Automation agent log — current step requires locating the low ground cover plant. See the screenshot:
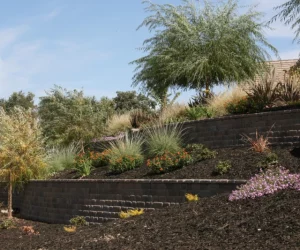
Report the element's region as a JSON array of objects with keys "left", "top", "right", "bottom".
[
  {"left": 257, "top": 152, "right": 279, "bottom": 170},
  {"left": 229, "top": 167, "right": 300, "bottom": 201},
  {"left": 70, "top": 216, "right": 87, "bottom": 226},
  {"left": 0, "top": 219, "right": 15, "bottom": 229},
  {"left": 215, "top": 160, "right": 232, "bottom": 175},
  {"left": 146, "top": 149, "right": 192, "bottom": 174},
  {"left": 185, "top": 144, "right": 216, "bottom": 162}
]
